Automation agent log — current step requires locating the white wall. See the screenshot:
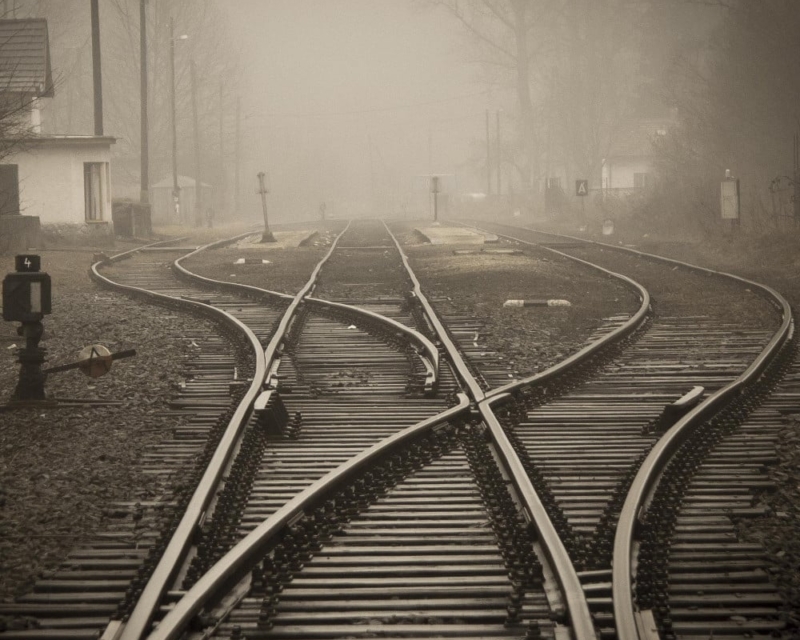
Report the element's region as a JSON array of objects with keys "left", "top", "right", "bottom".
[
  {"left": 602, "top": 157, "right": 651, "bottom": 190},
  {"left": 9, "top": 140, "right": 112, "bottom": 224}
]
